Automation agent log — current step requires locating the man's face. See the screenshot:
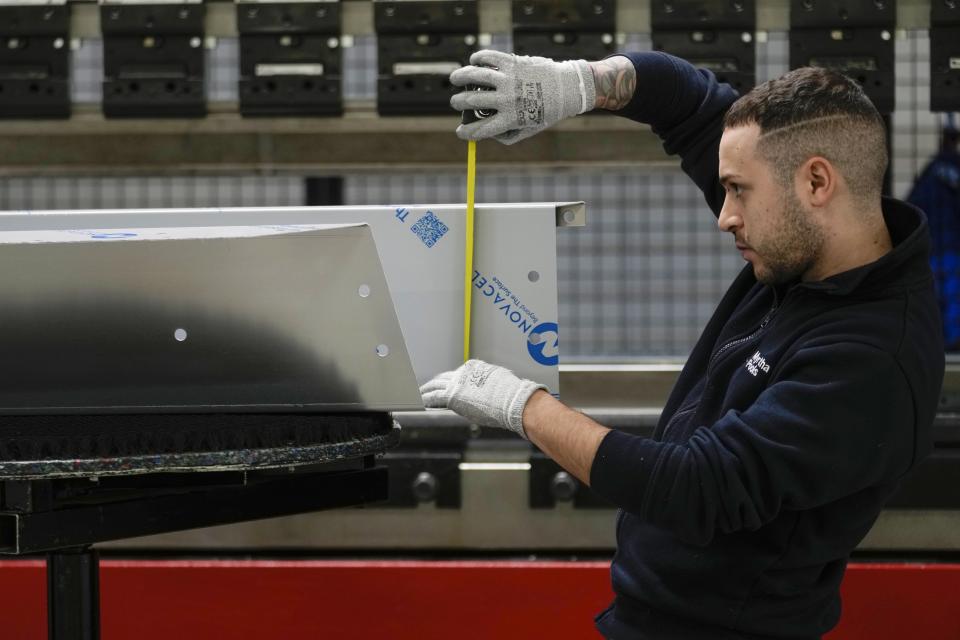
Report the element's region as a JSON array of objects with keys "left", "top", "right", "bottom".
[{"left": 717, "top": 124, "right": 825, "bottom": 285}]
